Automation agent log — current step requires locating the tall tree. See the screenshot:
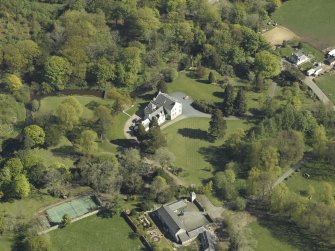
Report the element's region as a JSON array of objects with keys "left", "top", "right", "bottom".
[
  {"left": 208, "top": 109, "right": 227, "bottom": 139},
  {"left": 234, "top": 88, "right": 247, "bottom": 115},
  {"left": 79, "top": 130, "right": 98, "bottom": 156},
  {"left": 44, "top": 56, "right": 72, "bottom": 91},
  {"left": 255, "top": 51, "right": 281, "bottom": 79},
  {"left": 24, "top": 125, "right": 45, "bottom": 147},
  {"left": 222, "top": 84, "right": 235, "bottom": 115}
]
